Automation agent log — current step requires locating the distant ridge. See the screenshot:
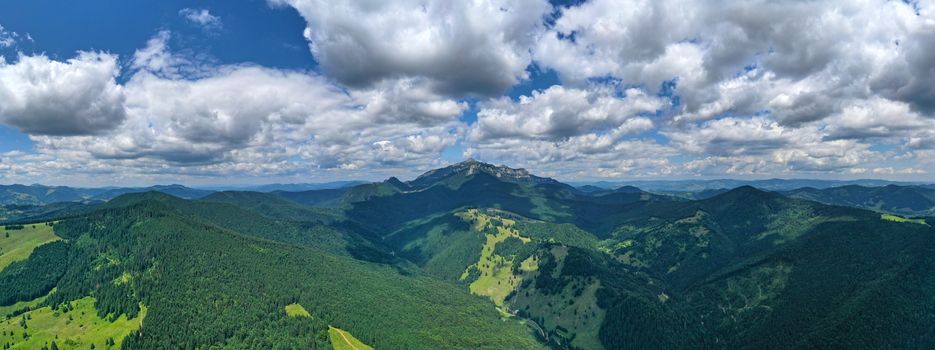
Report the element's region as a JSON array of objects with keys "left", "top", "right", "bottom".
[
  {"left": 205, "top": 181, "right": 368, "bottom": 192},
  {"left": 783, "top": 184, "right": 935, "bottom": 217},
  {"left": 409, "top": 158, "right": 560, "bottom": 188},
  {"left": 0, "top": 184, "right": 212, "bottom": 205},
  {"left": 572, "top": 178, "right": 930, "bottom": 192}
]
